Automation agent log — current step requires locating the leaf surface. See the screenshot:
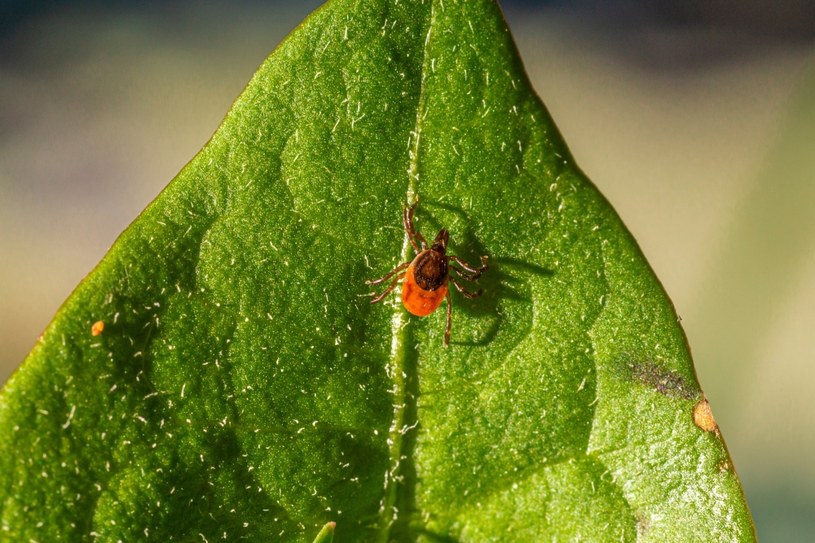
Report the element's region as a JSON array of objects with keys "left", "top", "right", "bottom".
[{"left": 0, "top": 0, "right": 755, "bottom": 541}]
